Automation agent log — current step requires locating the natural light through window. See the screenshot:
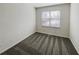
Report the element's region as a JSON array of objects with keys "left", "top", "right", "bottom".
[{"left": 41, "top": 11, "right": 60, "bottom": 27}]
